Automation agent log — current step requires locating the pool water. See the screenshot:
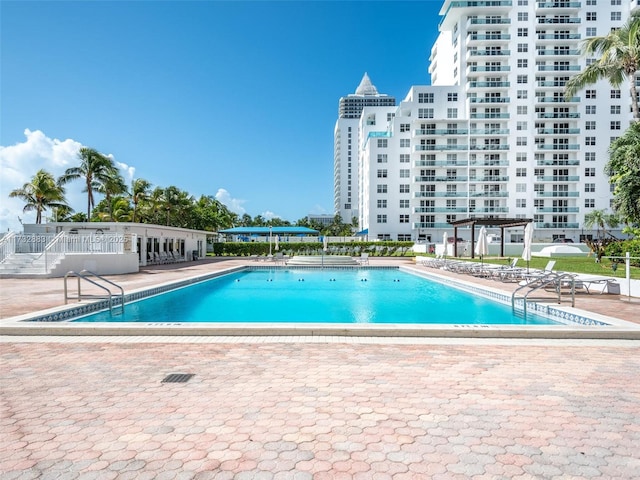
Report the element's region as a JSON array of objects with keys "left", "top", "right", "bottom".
[{"left": 75, "top": 269, "right": 559, "bottom": 325}]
